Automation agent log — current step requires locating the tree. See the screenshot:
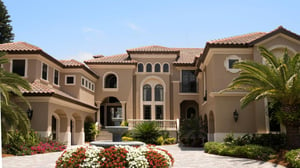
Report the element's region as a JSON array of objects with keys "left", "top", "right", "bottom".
[
  {"left": 224, "top": 46, "right": 300, "bottom": 149},
  {"left": 0, "top": 0, "right": 14, "bottom": 43},
  {"left": 0, "top": 52, "right": 31, "bottom": 143}
]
